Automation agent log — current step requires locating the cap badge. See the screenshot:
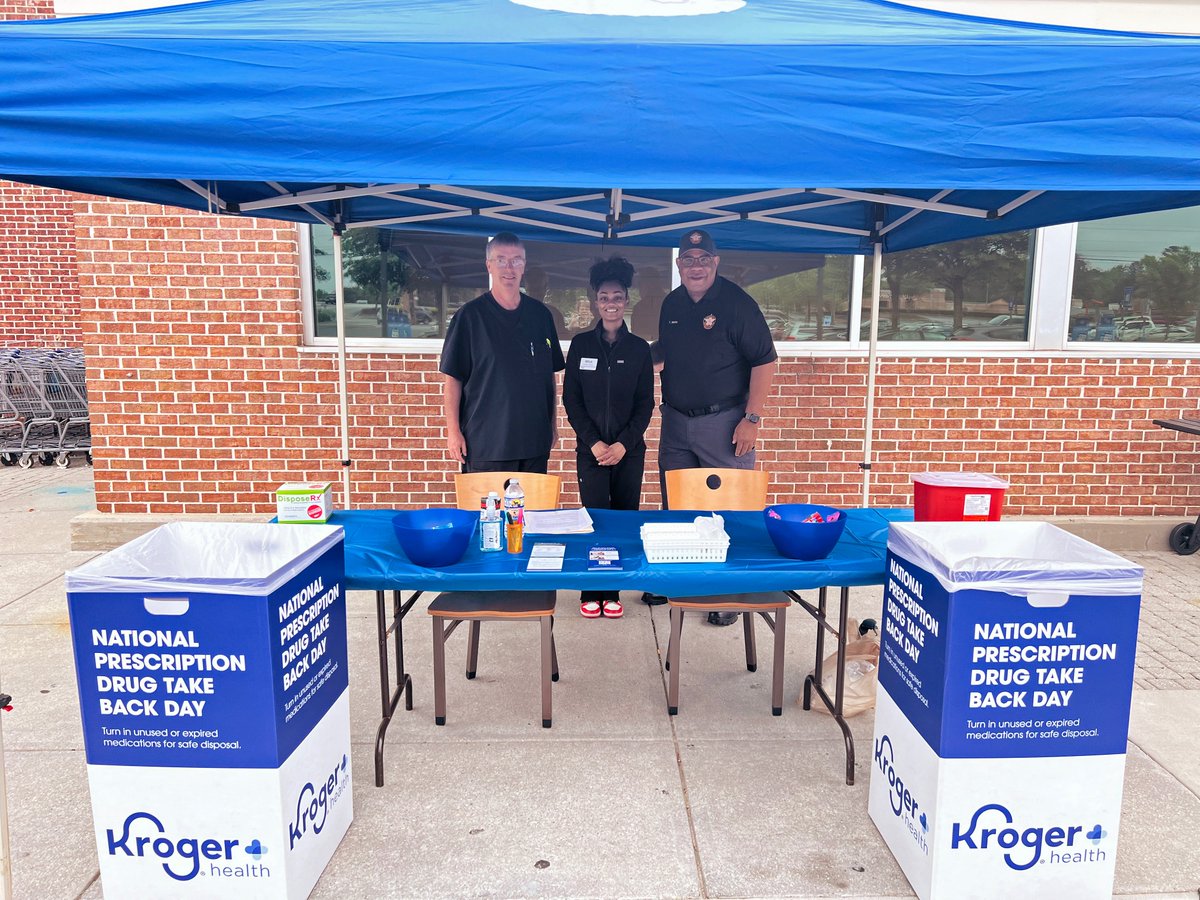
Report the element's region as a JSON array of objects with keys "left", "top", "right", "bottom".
[
  {"left": 689, "top": 232, "right": 703, "bottom": 245},
  {"left": 703, "top": 314, "right": 717, "bottom": 330}
]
